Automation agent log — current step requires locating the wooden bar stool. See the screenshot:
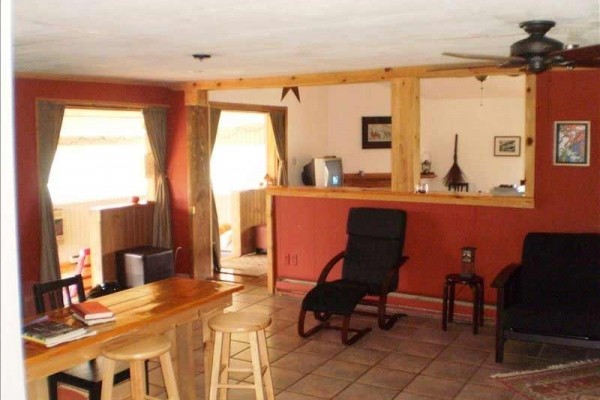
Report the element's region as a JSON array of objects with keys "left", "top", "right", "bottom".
[
  {"left": 100, "top": 334, "right": 179, "bottom": 400},
  {"left": 442, "top": 273, "right": 484, "bottom": 334},
  {"left": 208, "top": 312, "right": 274, "bottom": 400}
]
